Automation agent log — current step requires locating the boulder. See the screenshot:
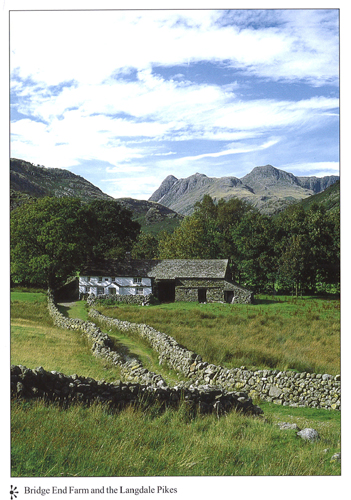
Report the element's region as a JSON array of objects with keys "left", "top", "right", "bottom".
[{"left": 297, "top": 428, "right": 320, "bottom": 442}]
